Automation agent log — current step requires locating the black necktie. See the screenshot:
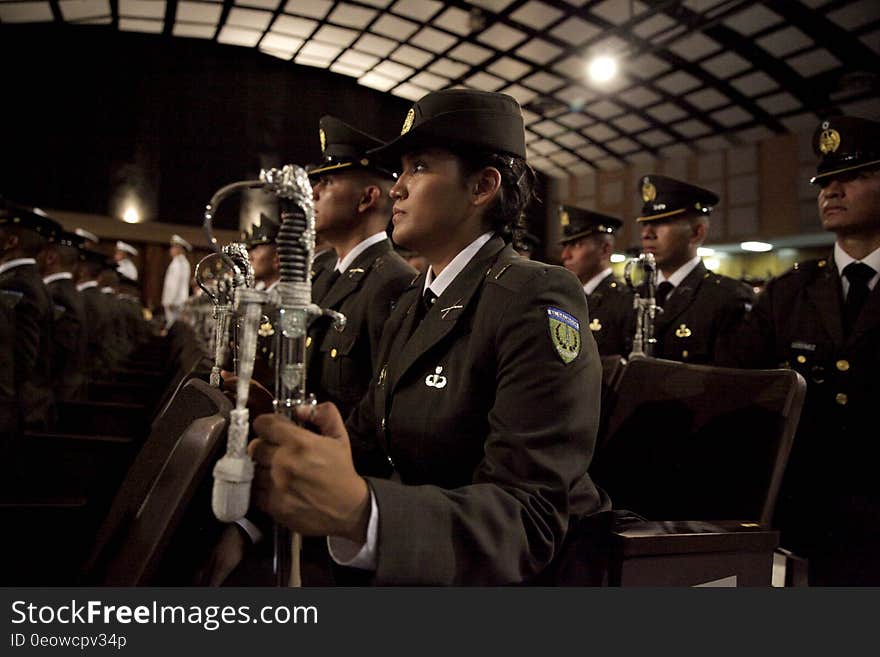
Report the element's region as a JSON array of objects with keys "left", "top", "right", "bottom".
[
  {"left": 414, "top": 289, "right": 438, "bottom": 326},
  {"left": 843, "top": 262, "right": 875, "bottom": 334},
  {"left": 655, "top": 281, "right": 673, "bottom": 308}
]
